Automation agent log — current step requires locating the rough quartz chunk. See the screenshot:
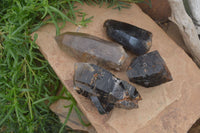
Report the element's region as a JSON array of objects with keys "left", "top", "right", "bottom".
[
  {"left": 104, "top": 19, "right": 152, "bottom": 55},
  {"left": 127, "top": 50, "right": 172, "bottom": 87},
  {"left": 74, "top": 63, "right": 141, "bottom": 114},
  {"left": 55, "top": 32, "right": 128, "bottom": 71}
]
